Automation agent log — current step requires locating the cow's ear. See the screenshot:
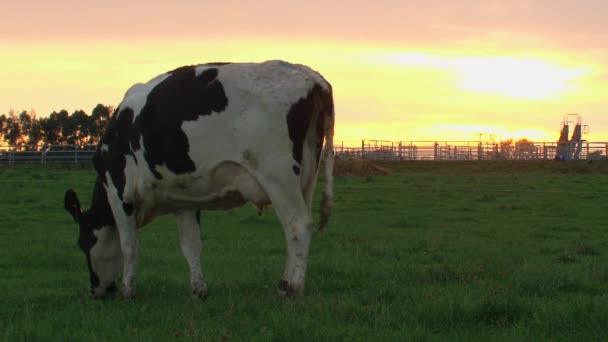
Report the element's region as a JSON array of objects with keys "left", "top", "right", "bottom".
[{"left": 64, "top": 189, "right": 82, "bottom": 223}]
